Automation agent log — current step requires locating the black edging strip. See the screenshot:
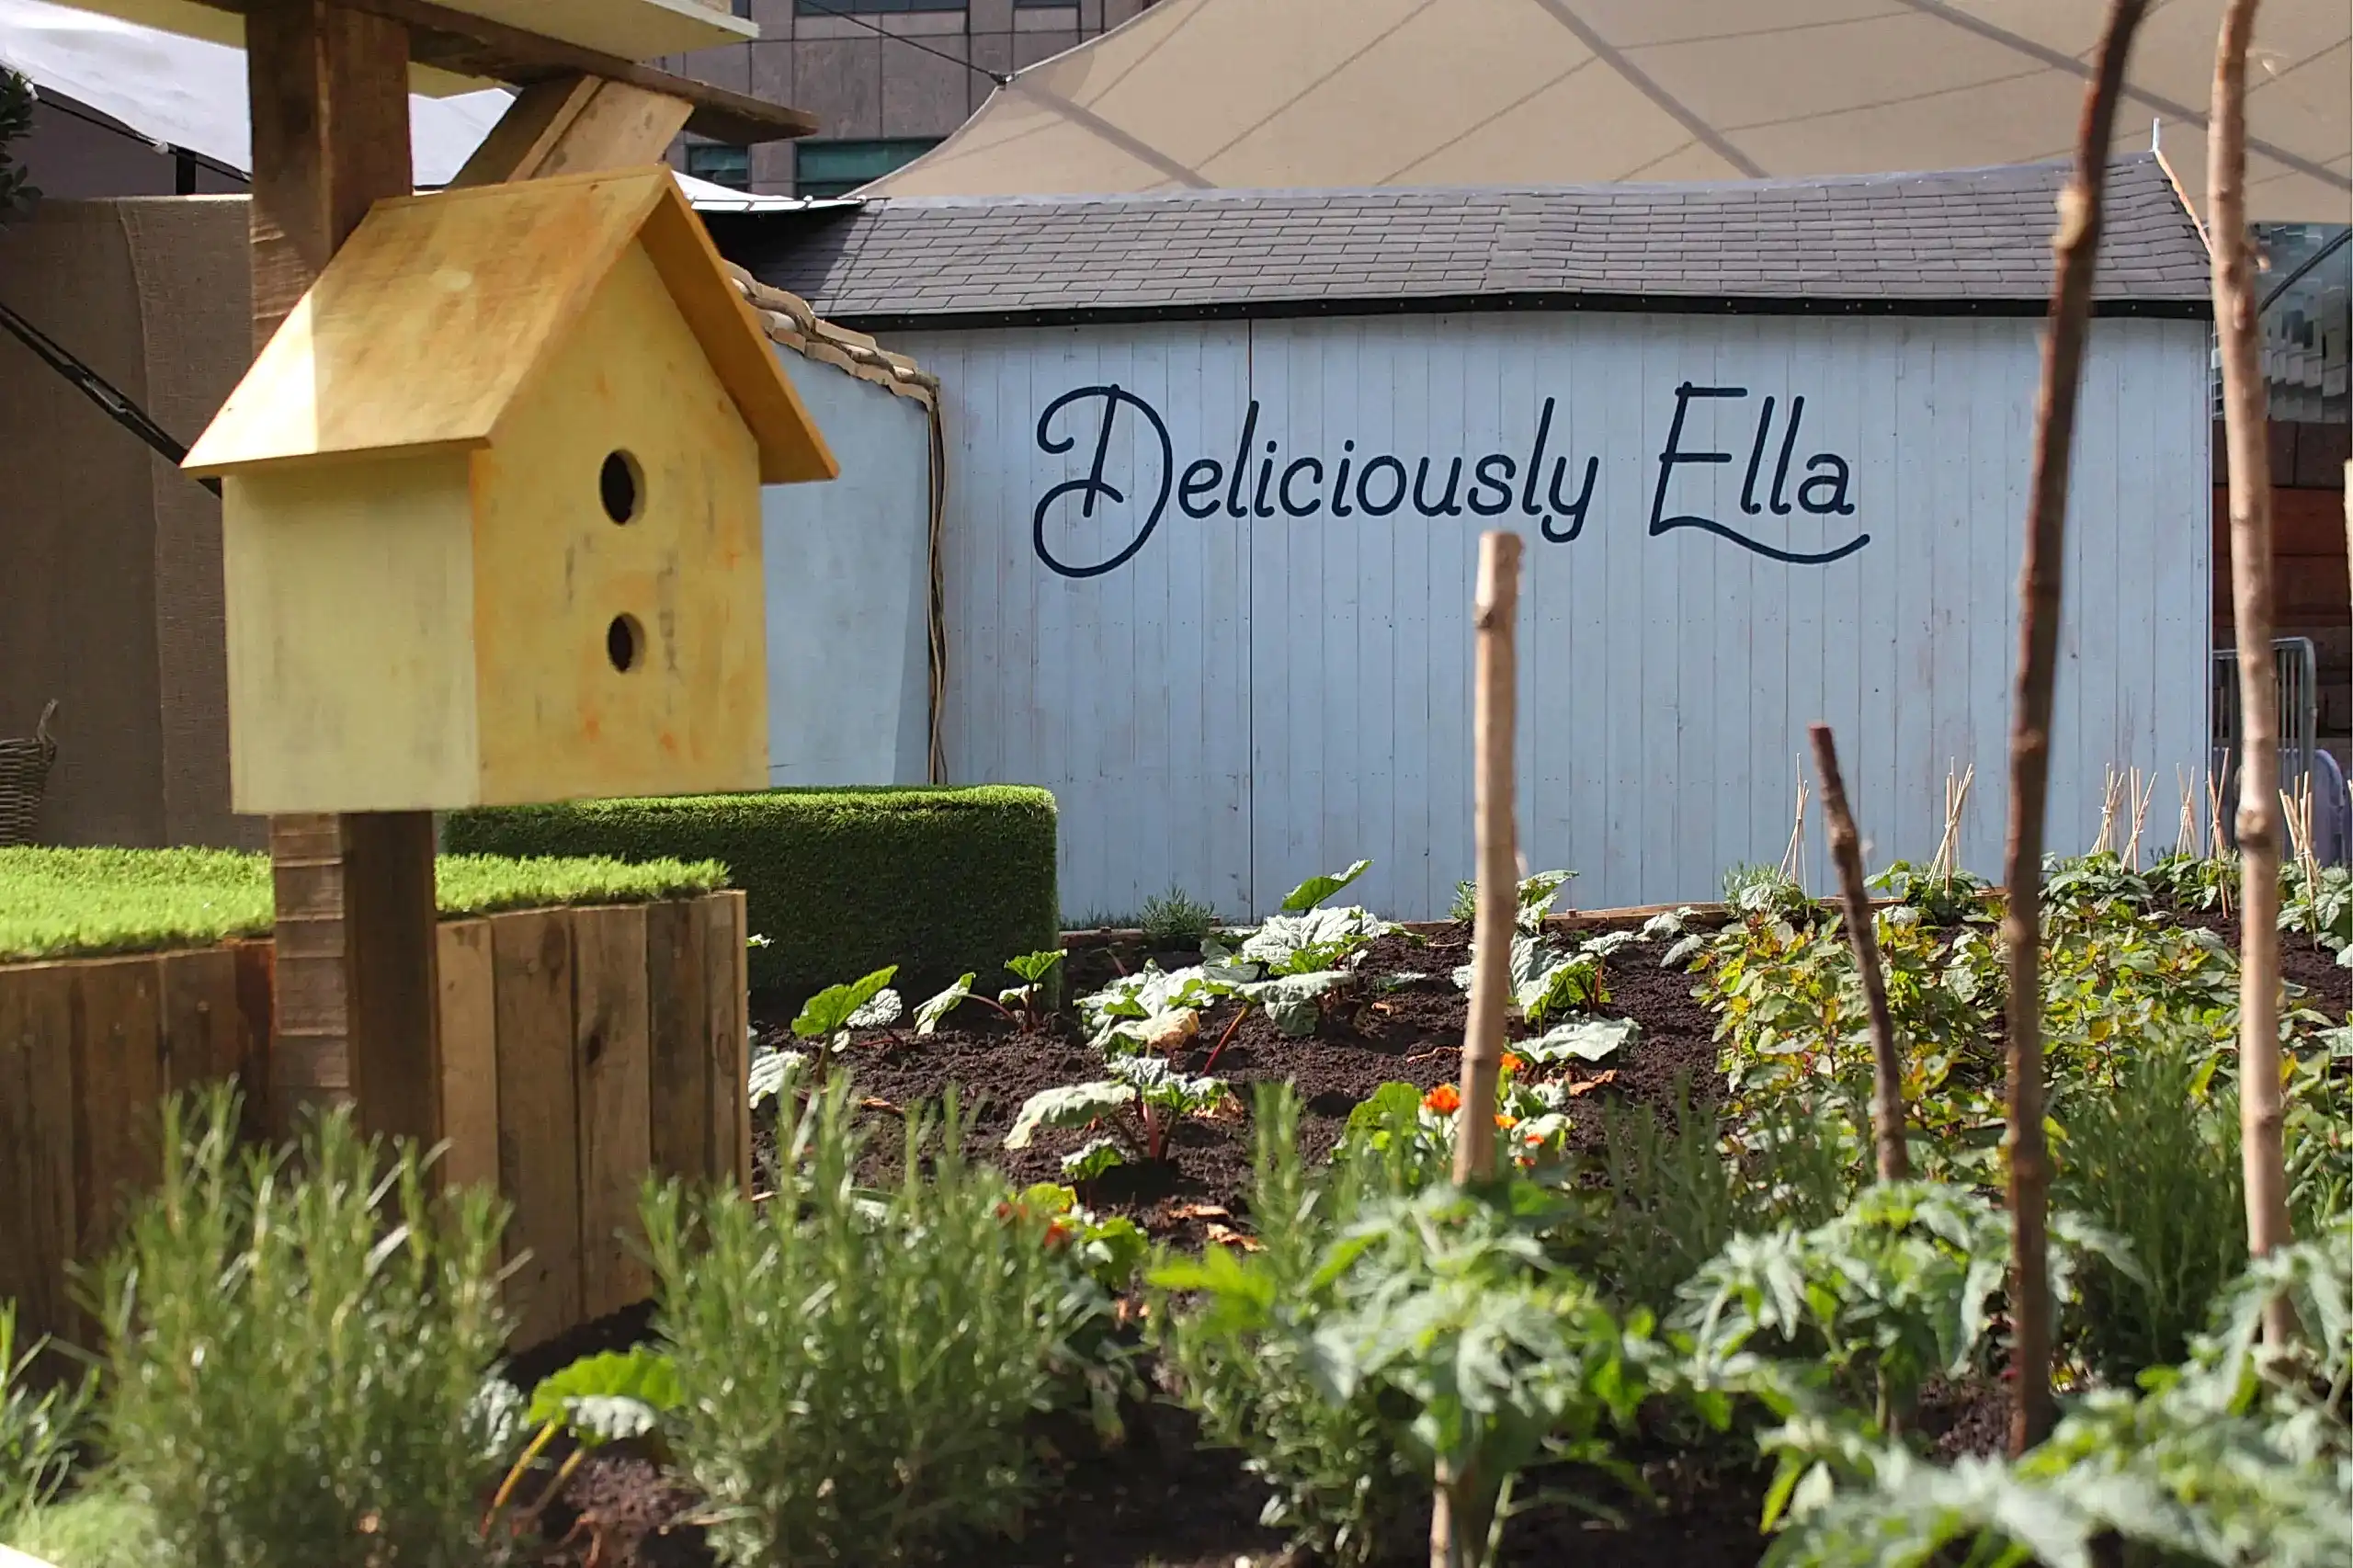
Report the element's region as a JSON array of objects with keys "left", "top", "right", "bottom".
[{"left": 803, "top": 289, "right": 2211, "bottom": 335}]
